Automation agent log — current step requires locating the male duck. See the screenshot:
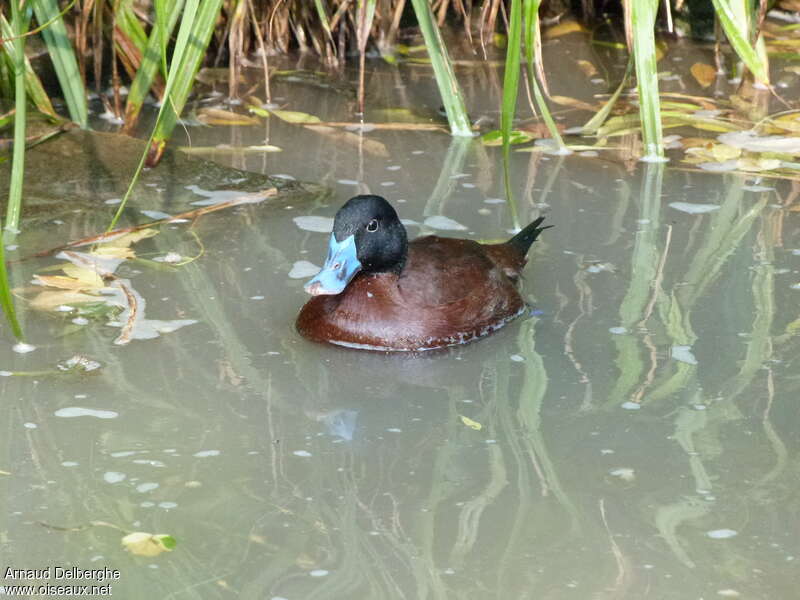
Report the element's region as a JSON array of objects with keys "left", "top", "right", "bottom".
[{"left": 296, "top": 195, "right": 550, "bottom": 351}]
